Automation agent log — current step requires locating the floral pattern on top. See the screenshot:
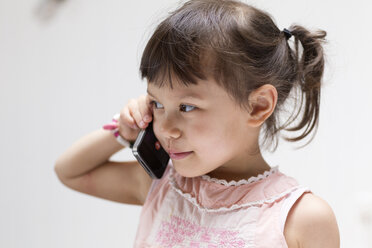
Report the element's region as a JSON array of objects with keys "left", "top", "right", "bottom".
[{"left": 155, "top": 214, "right": 247, "bottom": 248}]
